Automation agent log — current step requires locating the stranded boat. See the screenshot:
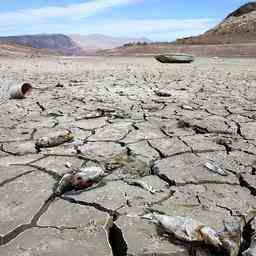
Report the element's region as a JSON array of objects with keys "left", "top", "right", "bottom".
[{"left": 155, "top": 54, "right": 195, "bottom": 64}]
